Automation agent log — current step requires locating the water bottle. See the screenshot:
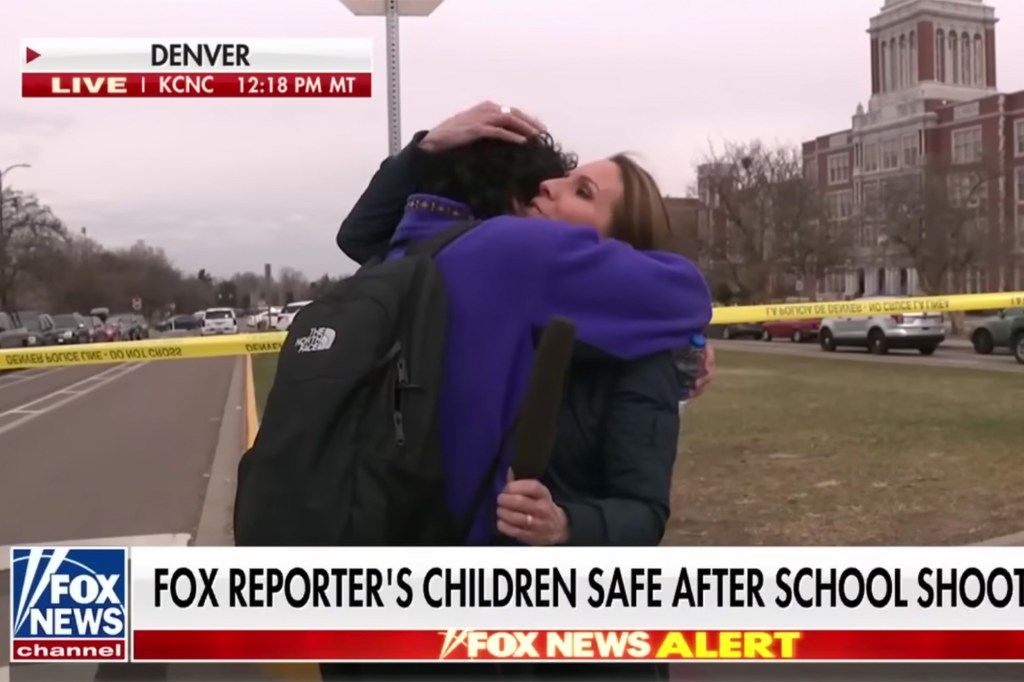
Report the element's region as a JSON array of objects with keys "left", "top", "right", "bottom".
[{"left": 673, "top": 333, "right": 707, "bottom": 409}]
